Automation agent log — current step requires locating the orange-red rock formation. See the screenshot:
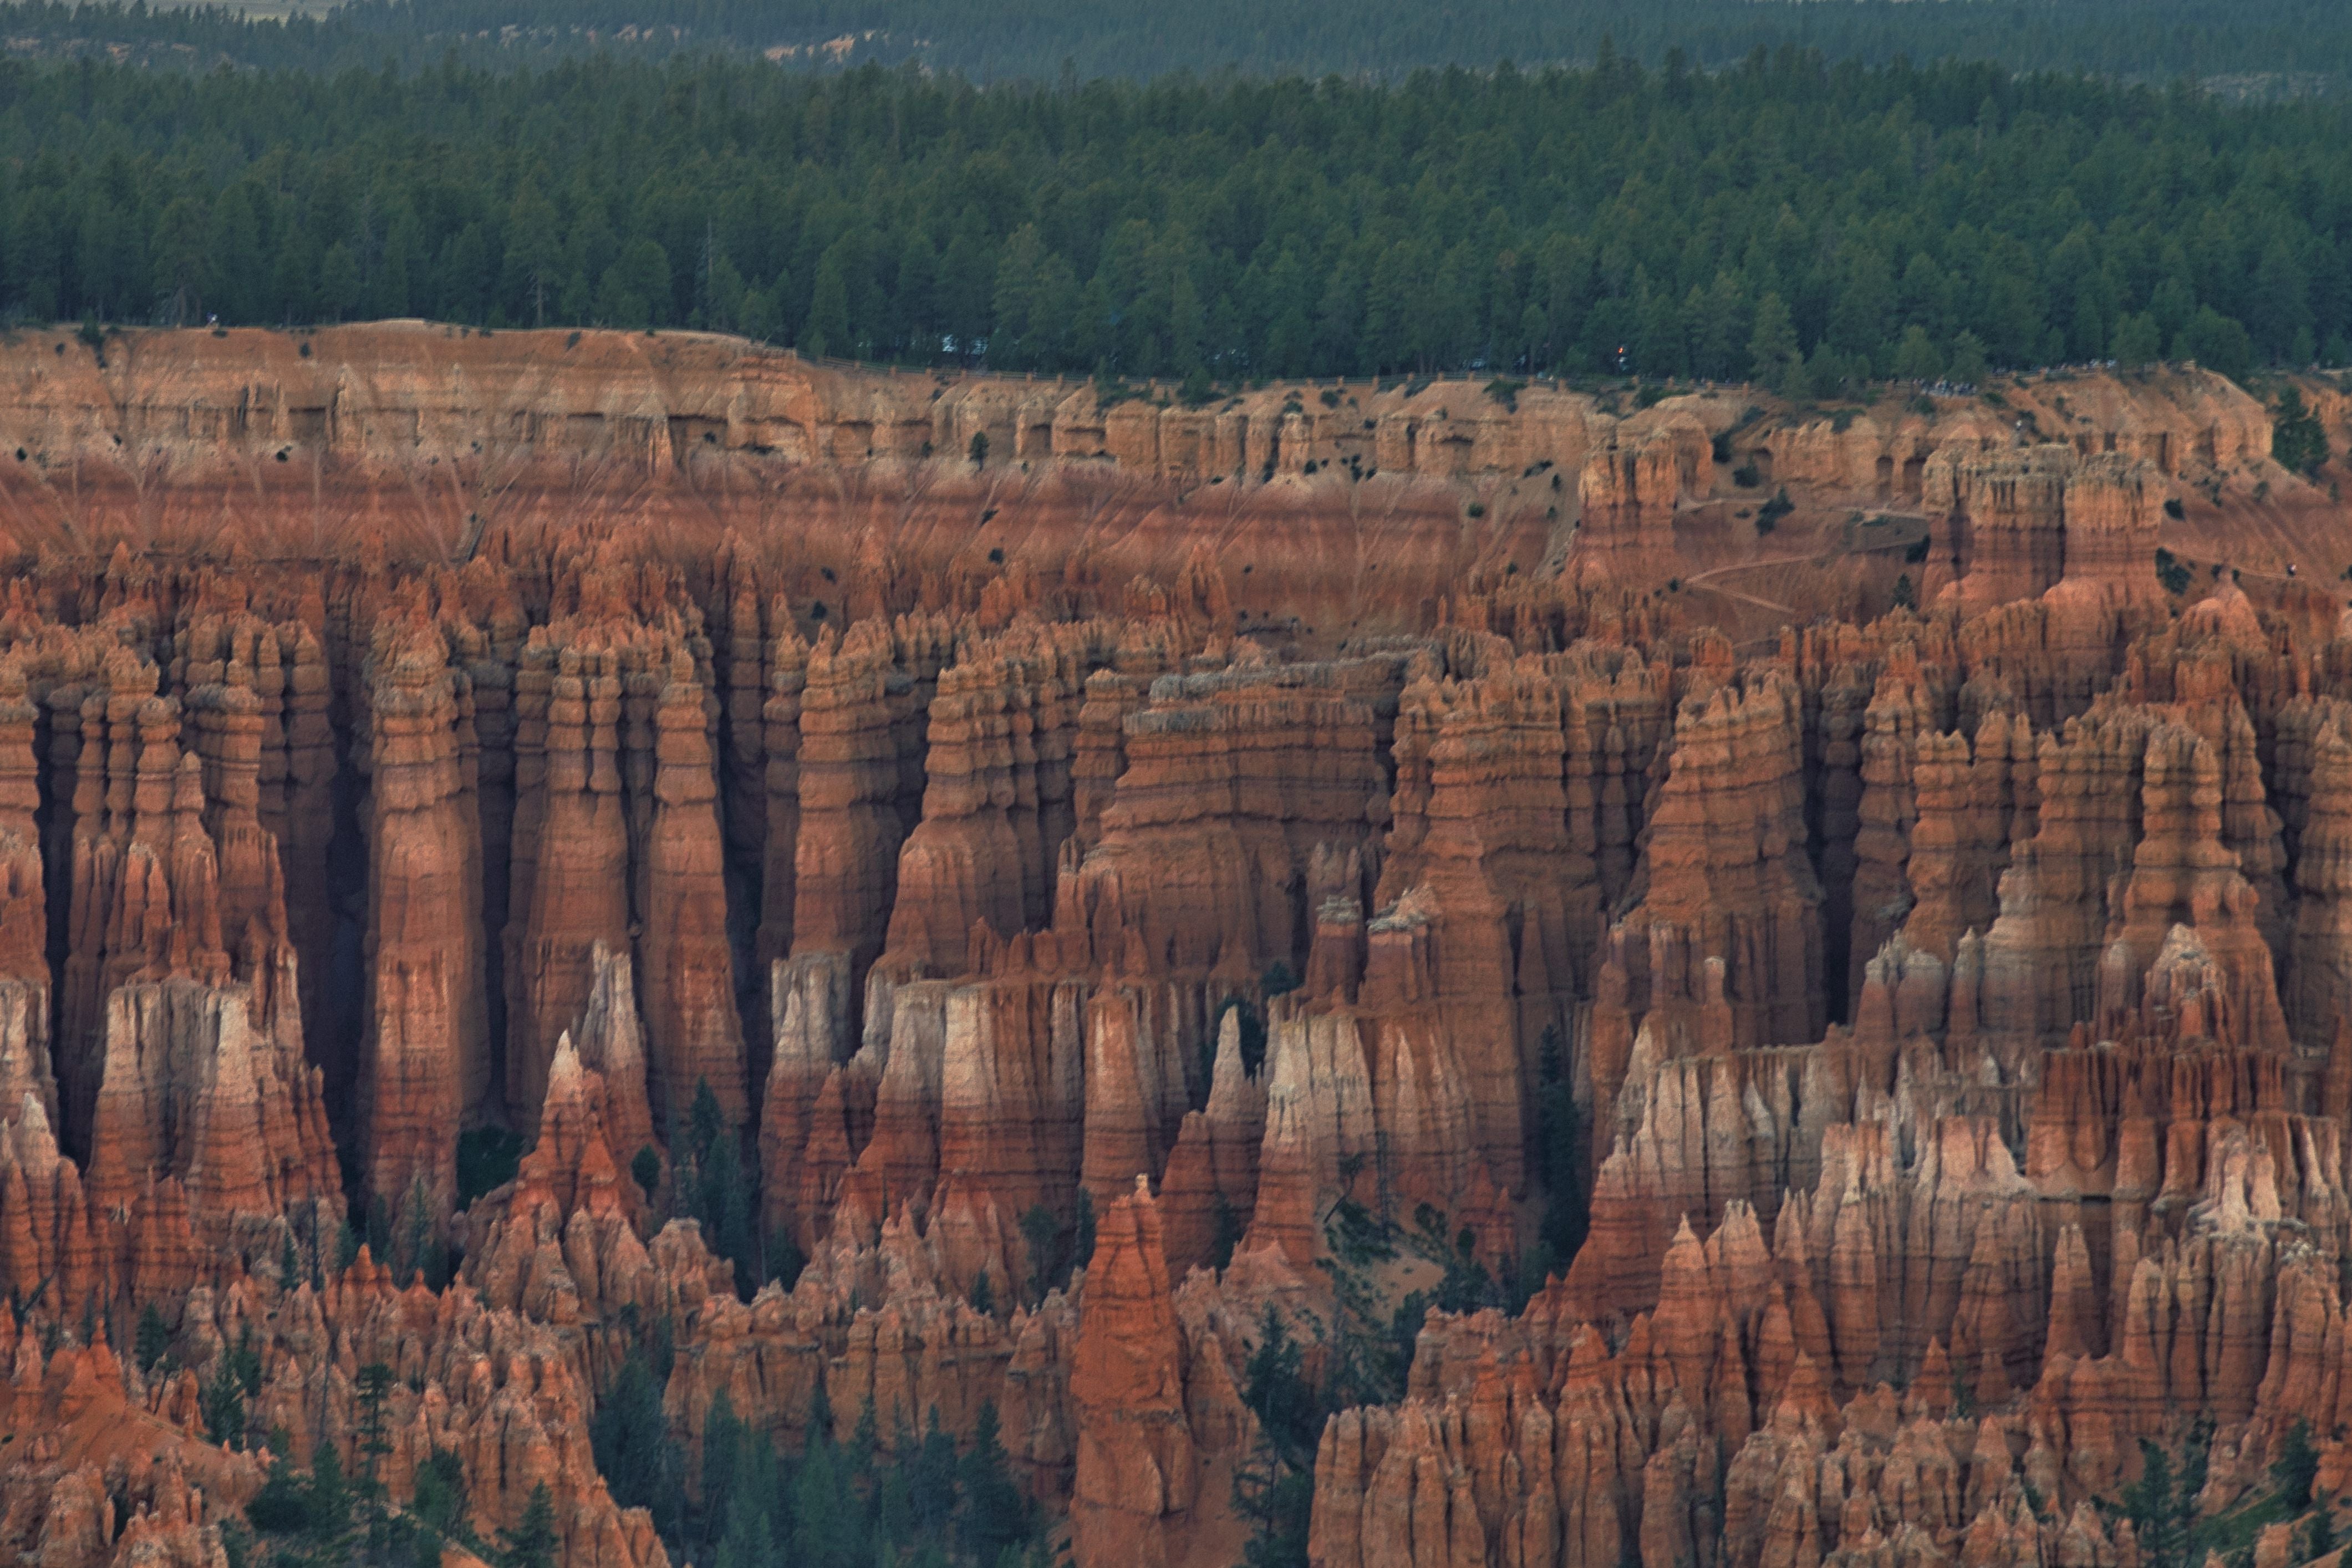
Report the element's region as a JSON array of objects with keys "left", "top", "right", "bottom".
[
  {"left": 1615, "top": 670, "right": 1826, "bottom": 1053},
  {"left": 1, "top": 332, "right": 2348, "bottom": 1568},
  {"left": 1071, "top": 1183, "right": 1197, "bottom": 1568},
  {"left": 504, "top": 632, "right": 634, "bottom": 1122},
  {"left": 791, "top": 620, "right": 912, "bottom": 987},
  {"left": 359, "top": 614, "right": 490, "bottom": 1216},
  {"left": 637, "top": 653, "right": 747, "bottom": 1128}
]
